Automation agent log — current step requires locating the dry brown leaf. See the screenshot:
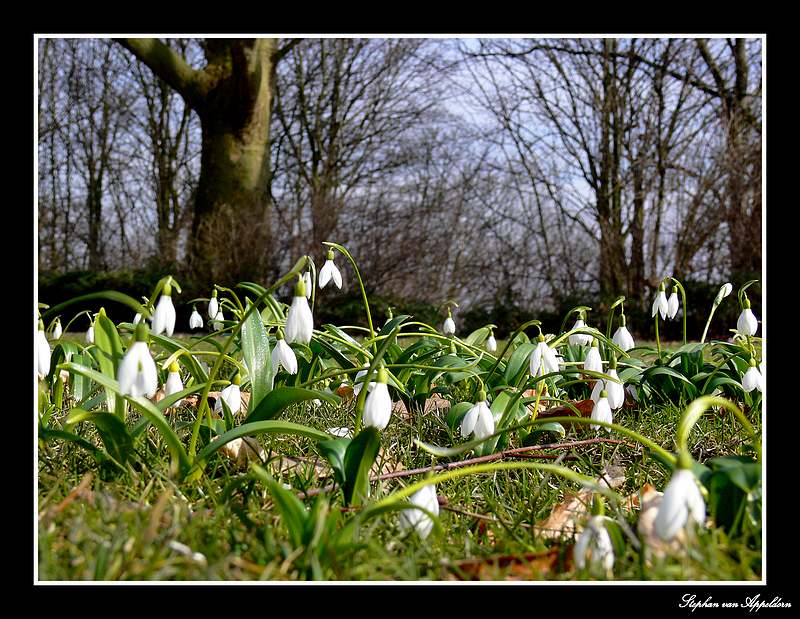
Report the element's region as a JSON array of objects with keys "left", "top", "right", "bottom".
[
  {"left": 446, "top": 547, "right": 572, "bottom": 580},
  {"left": 219, "top": 436, "right": 267, "bottom": 467},
  {"left": 536, "top": 399, "right": 595, "bottom": 428}
]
